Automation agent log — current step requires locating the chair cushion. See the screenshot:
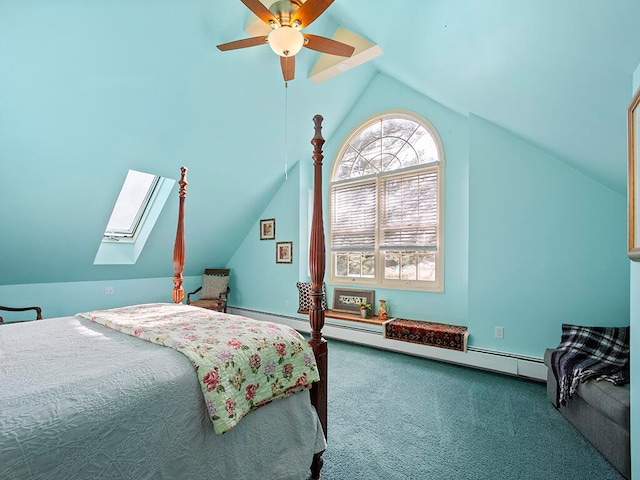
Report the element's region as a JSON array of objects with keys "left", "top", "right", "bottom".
[
  {"left": 190, "top": 299, "right": 225, "bottom": 311},
  {"left": 296, "top": 282, "right": 327, "bottom": 313},
  {"left": 200, "top": 274, "right": 229, "bottom": 300}
]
